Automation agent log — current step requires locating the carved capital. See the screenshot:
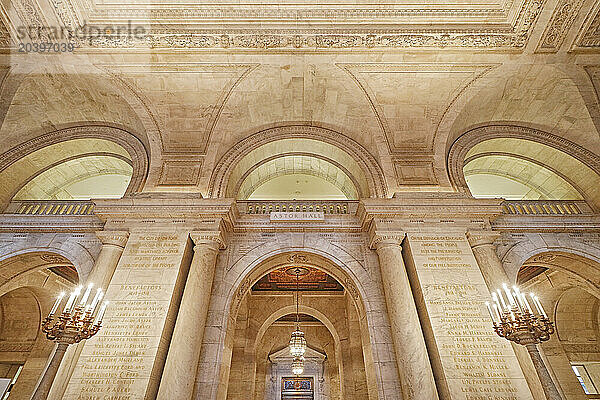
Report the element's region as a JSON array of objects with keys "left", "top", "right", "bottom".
[
  {"left": 190, "top": 231, "right": 227, "bottom": 251},
  {"left": 95, "top": 230, "right": 129, "bottom": 248},
  {"left": 369, "top": 230, "right": 406, "bottom": 250},
  {"left": 466, "top": 230, "right": 501, "bottom": 249}
]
